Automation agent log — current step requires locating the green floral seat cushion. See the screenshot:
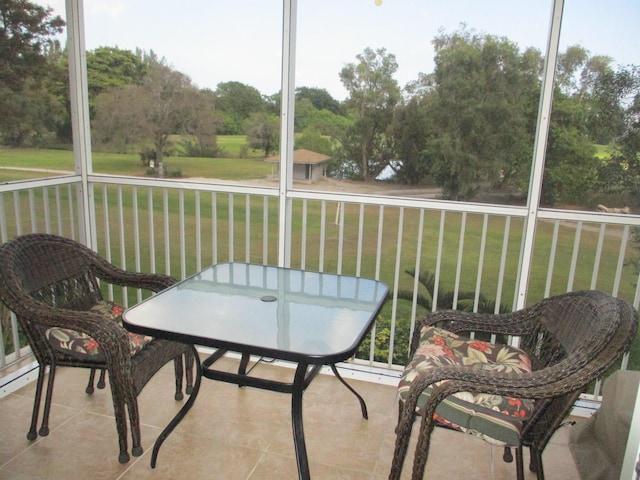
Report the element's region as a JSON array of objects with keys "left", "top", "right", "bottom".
[
  {"left": 398, "top": 326, "right": 534, "bottom": 446},
  {"left": 45, "top": 301, "right": 153, "bottom": 359}
]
